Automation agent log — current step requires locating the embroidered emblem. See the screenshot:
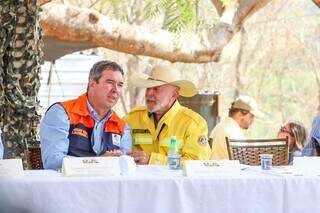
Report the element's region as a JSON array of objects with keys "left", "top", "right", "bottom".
[
  {"left": 71, "top": 128, "right": 88, "bottom": 138},
  {"left": 112, "top": 134, "right": 121, "bottom": 147},
  {"left": 198, "top": 136, "right": 207, "bottom": 145}
]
